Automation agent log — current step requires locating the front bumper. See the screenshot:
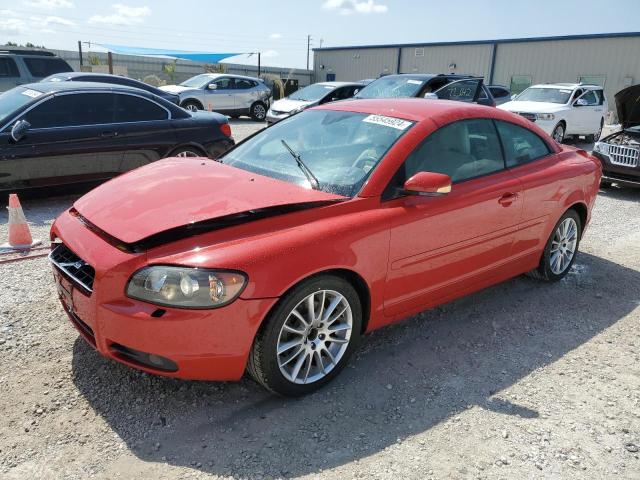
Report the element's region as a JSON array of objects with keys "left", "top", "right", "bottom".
[
  {"left": 266, "top": 110, "right": 291, "bottom": 124},
  {"left": 592, "top": 151, "right": 640, "bottom": 188},
  {"left": 50, "top": 208, "right": 277, "bottom": 381}
]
